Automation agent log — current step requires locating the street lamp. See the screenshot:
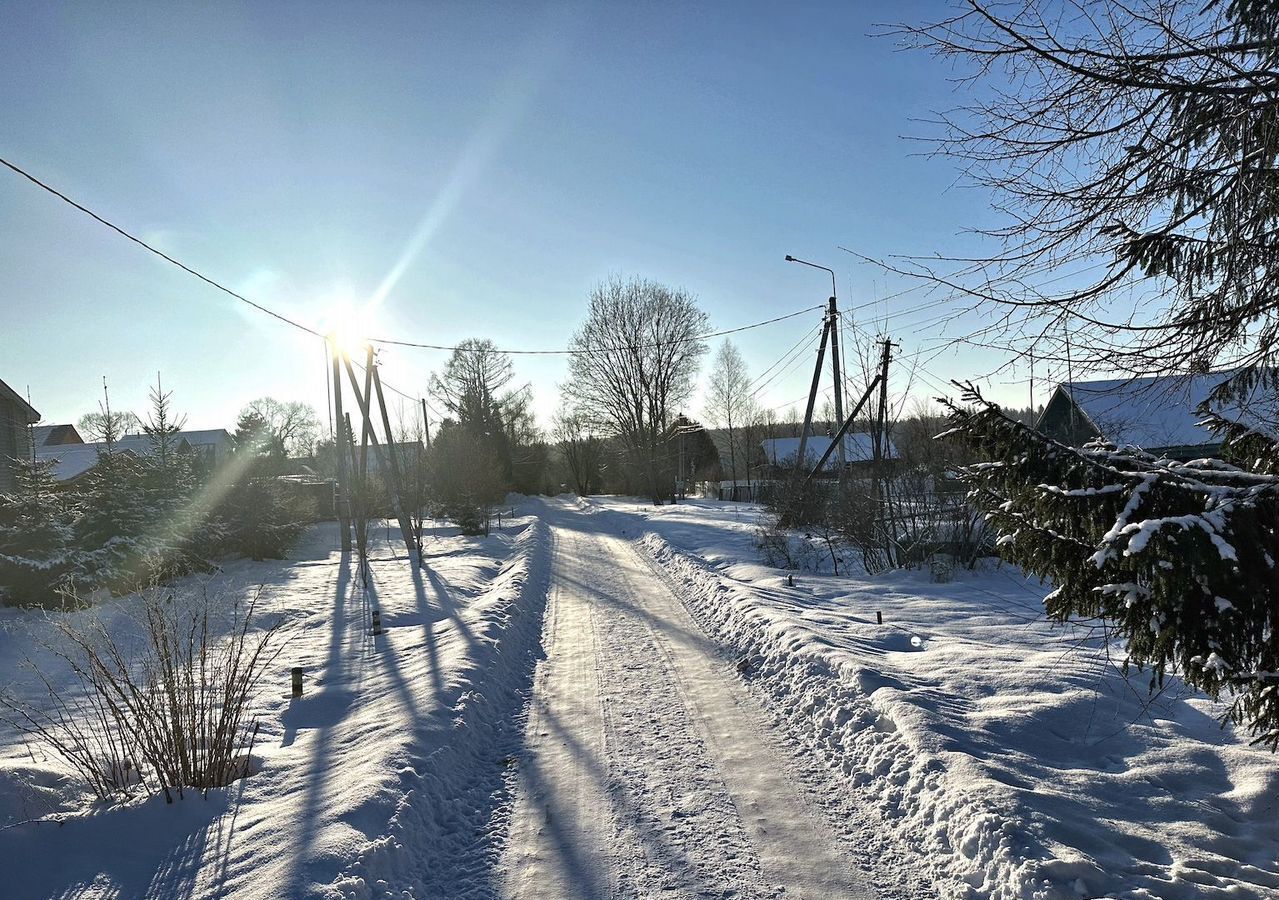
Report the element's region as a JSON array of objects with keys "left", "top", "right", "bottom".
[
  {"left": 784, "top": 254, "right": 836, "bottom": 301},
  {"left": 785, "top": 254, "right": 847, "bottom": 467}
]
